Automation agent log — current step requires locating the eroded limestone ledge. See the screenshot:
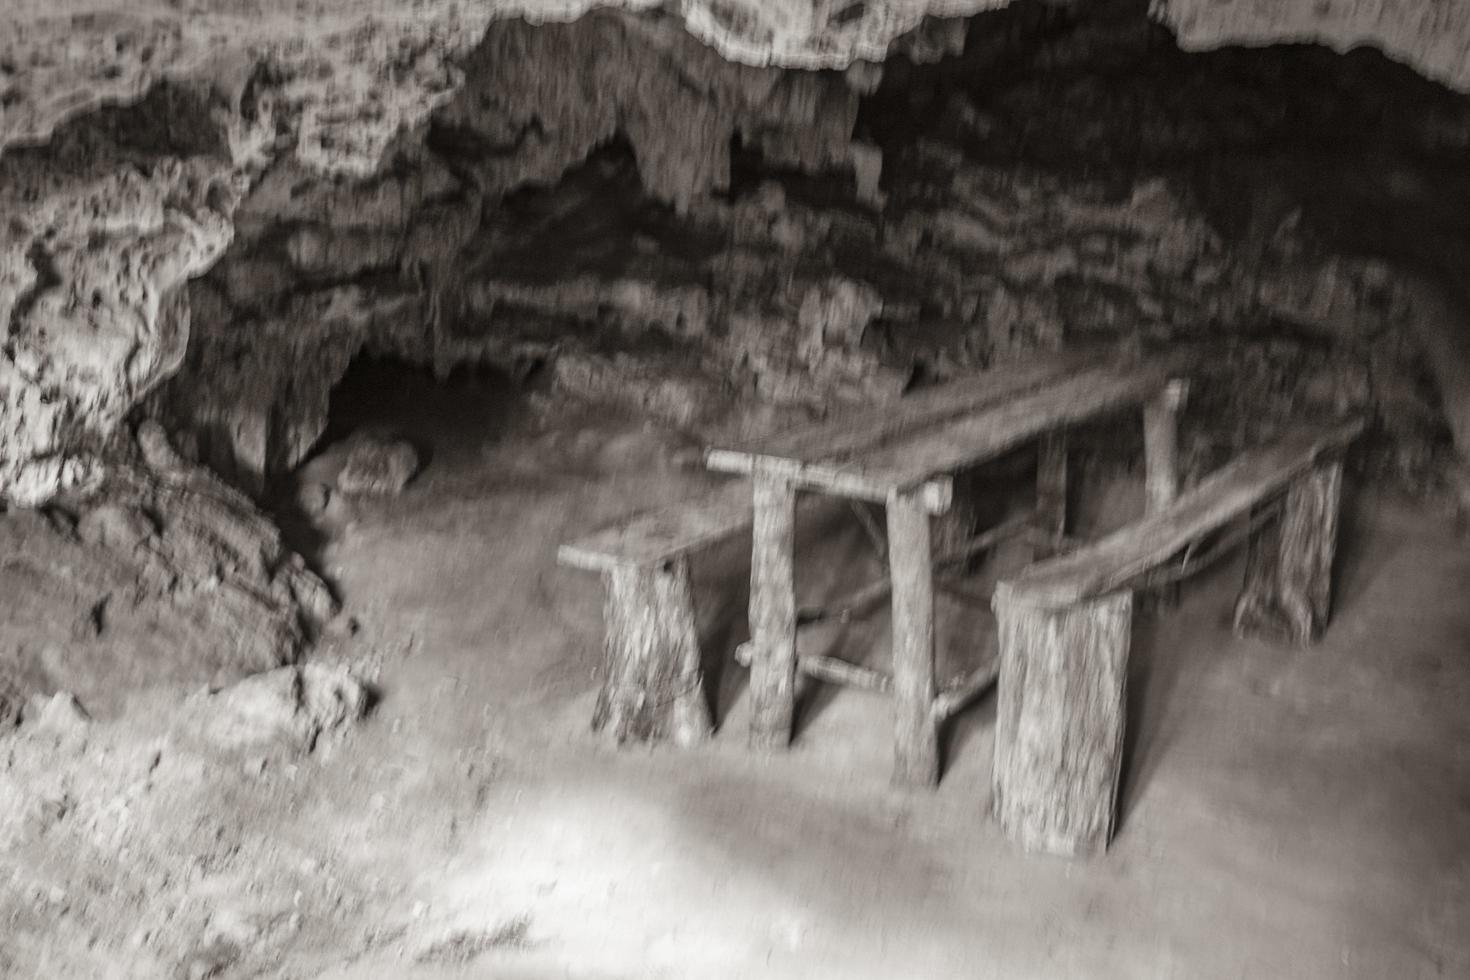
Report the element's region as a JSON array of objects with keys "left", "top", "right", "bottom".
[
  {"left": 0, "top": 0, "right": 982, "bottom": 173},
  {"left": 1157, "top": 0, "right": 1470, "bottom": 93},
  {"left": 5, "top": 0, "right": 1469, "bottom": 172}
]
